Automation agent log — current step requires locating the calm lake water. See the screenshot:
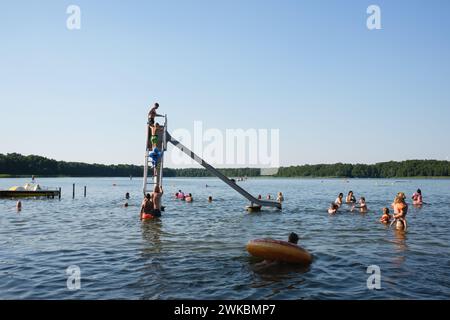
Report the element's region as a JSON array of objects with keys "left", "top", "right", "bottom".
[{"left": 1, "top": 177, "right": 449, "bottom": 299}]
